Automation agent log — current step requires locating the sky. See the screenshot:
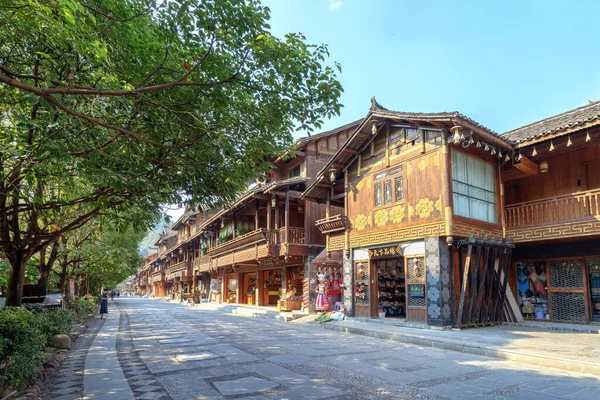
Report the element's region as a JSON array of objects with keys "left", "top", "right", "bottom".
[
  {"left": 263, "top": 0, "right": 600, "bottom": 138},
  {"left": 168, "top": 0, "right": 600, "bottom": 222}
]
